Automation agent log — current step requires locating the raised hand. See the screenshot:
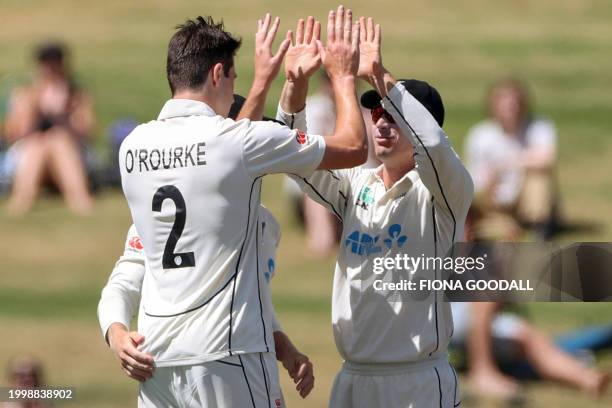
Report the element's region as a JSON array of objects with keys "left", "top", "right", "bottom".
[
  {"left": 284, "top": 16, "right": 322, "bottom": 84},
  {"left": 357, "top": 16, "right": 382, "bottom": 80},
  {"left": 316, "top": 5, "right": 360, "bottom": 80},
  {"left": 253, "top": 13, "right": 291, "bottom": 87}
]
